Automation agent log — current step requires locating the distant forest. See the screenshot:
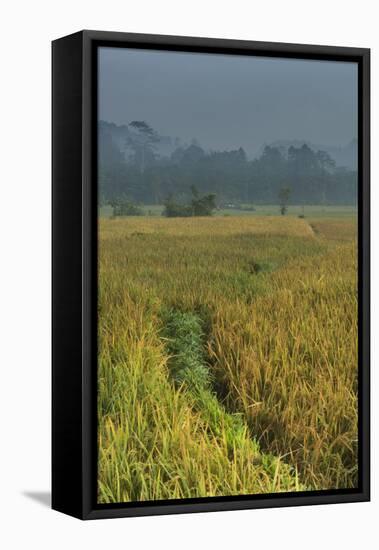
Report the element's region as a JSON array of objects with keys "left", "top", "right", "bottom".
[{"left": 99, "top": 120, "right": 357, "bottom": 206}]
